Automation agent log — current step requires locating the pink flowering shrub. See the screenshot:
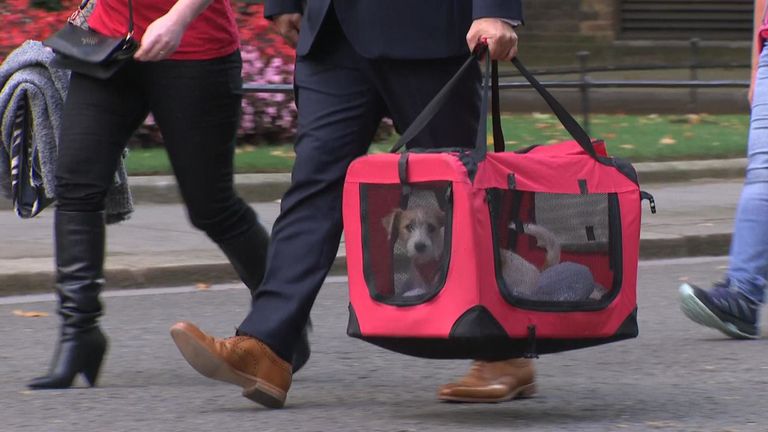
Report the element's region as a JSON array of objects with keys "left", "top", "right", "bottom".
[
  {"left": 238, "top": 45, "right": 297, "bottom": 144},
  {"left": 3, "top": 1, "right": 392, "bottom": 147}
]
